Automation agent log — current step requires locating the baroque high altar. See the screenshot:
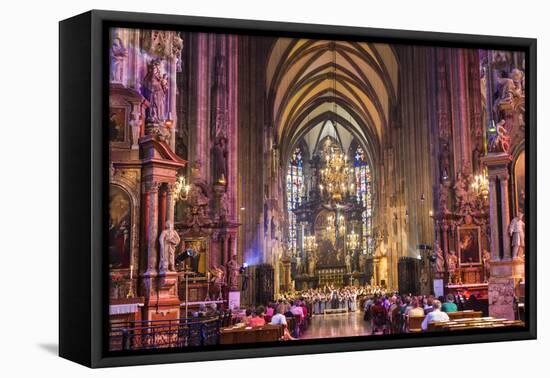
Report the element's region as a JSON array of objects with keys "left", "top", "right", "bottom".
[{"left": 107, "top": 28, "right": 526, "bottom": 323}]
